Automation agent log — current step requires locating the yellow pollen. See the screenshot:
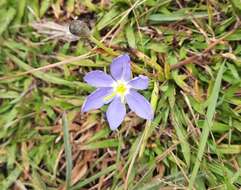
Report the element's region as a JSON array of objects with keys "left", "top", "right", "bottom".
[
  {"left": 116, "top": 83, "right": 127, "bottom": 96},
  {"left": 103, "top": 92, "right": 116, "bottom": 101},
  {"left": 103, "top": 81, "right": 128, "bottom": 103}
]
